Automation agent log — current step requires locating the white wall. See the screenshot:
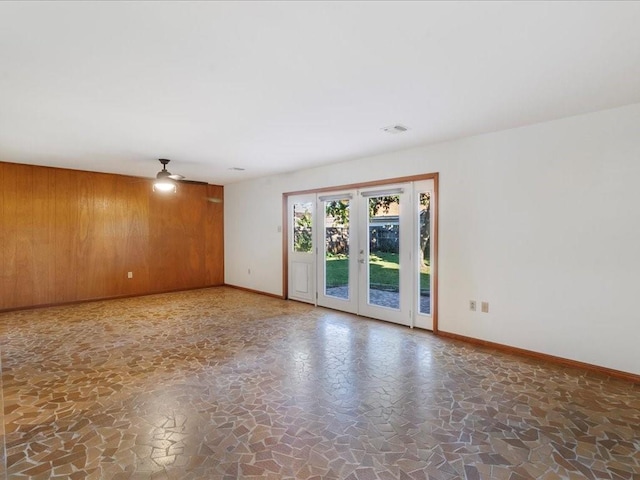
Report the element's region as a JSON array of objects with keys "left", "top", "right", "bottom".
[{"left": 225, "top": 103, "right": 640, "bottom": 375}]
